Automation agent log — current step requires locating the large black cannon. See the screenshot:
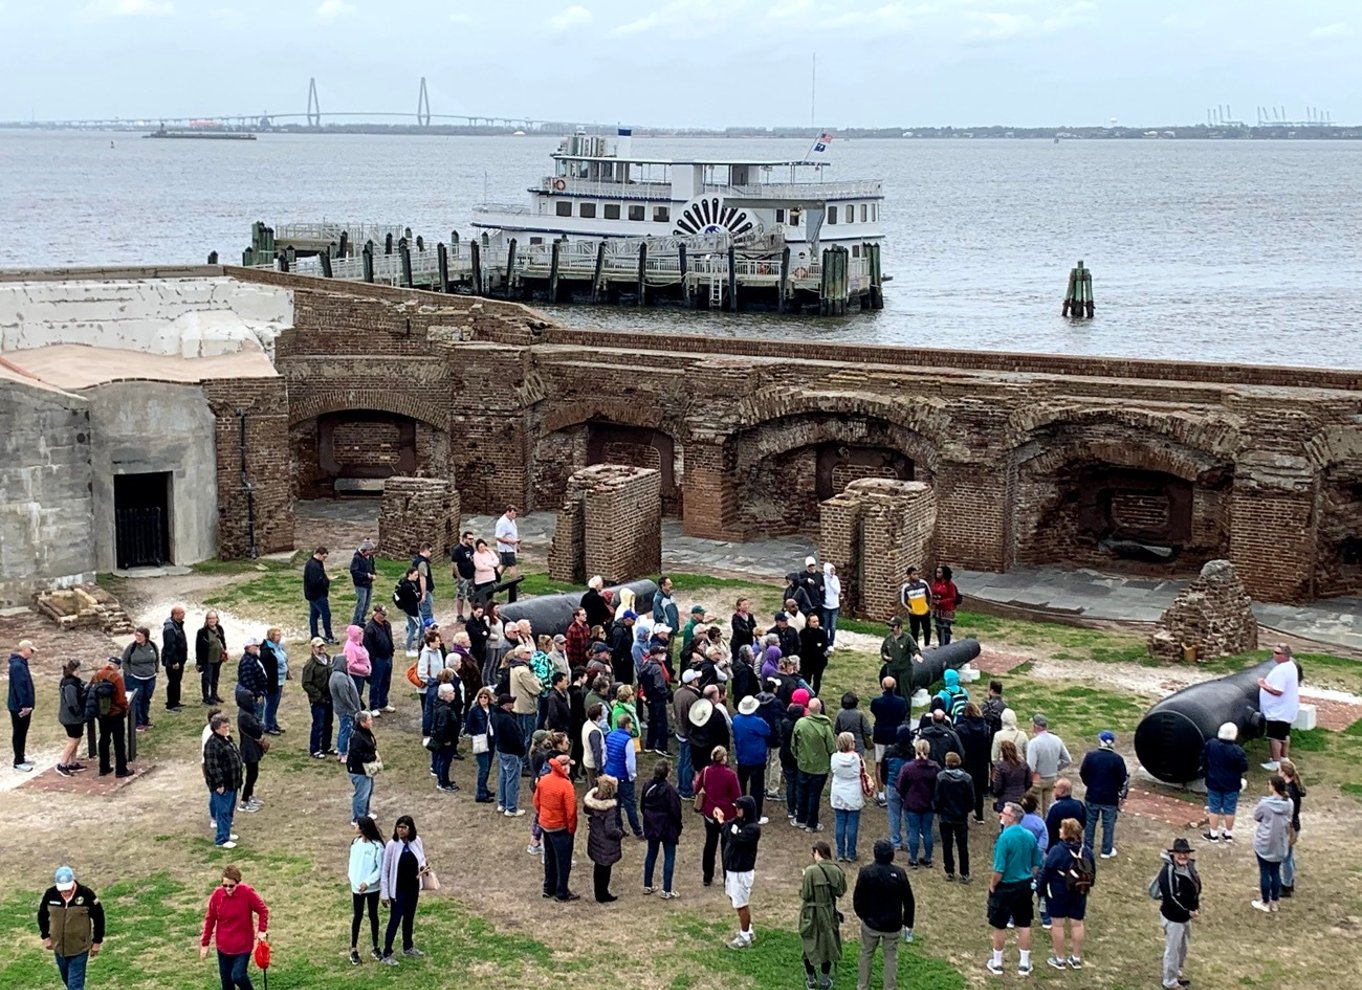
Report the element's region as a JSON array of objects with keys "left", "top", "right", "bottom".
[
  {"left": 879, "top": 639, "right": 982, "bottom": 692},
  {"left": 1133, "top": 660, "right": 1272, "bottom": 784},
  {"left": 500, "top": 579, "right": 658, "bottom": 638}
]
